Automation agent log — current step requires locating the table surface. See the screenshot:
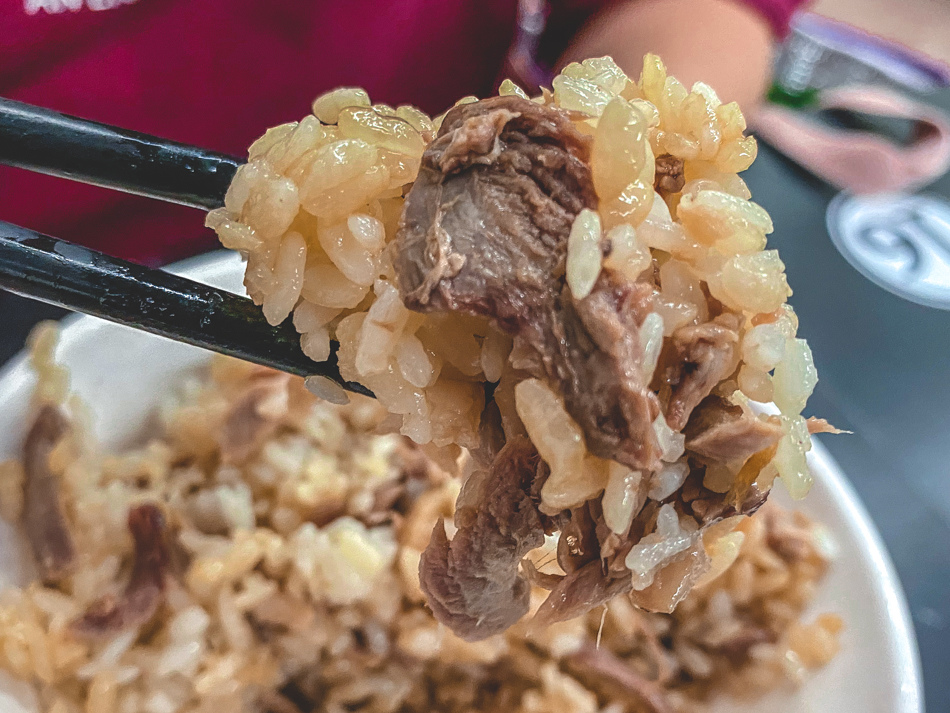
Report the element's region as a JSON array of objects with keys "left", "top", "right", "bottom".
[
  {"left": 2, "top": 101, "right": 950, "bottom": 712},
  {"left": 745, "top": 158, "right": 950, "bottom": 712}
]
